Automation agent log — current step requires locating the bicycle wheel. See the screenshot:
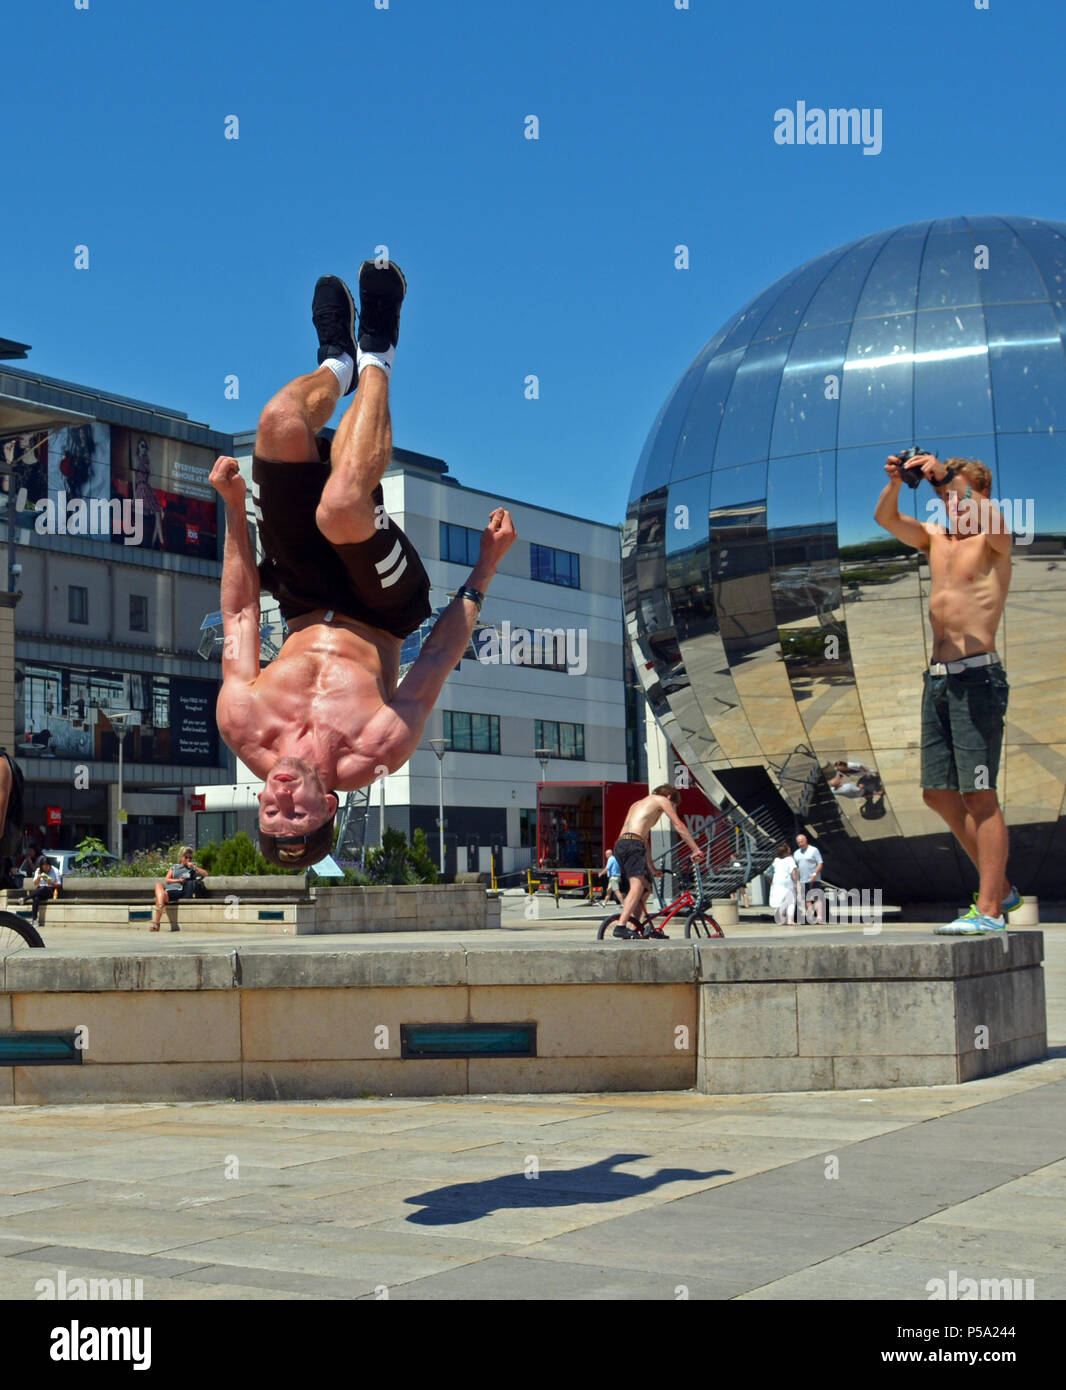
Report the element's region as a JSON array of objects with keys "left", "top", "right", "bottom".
[
  {"left": 0, "top": 910, "right": 44, "bottom": 950},
  {"left": 685, "top": 911, "right": 725, "bottom": 940},
  {"left": 597, "top": 913, "right": 622, "bottom": 940},
  {"left": 598, "top": 913, "right": 650, "bottom": 940}
]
